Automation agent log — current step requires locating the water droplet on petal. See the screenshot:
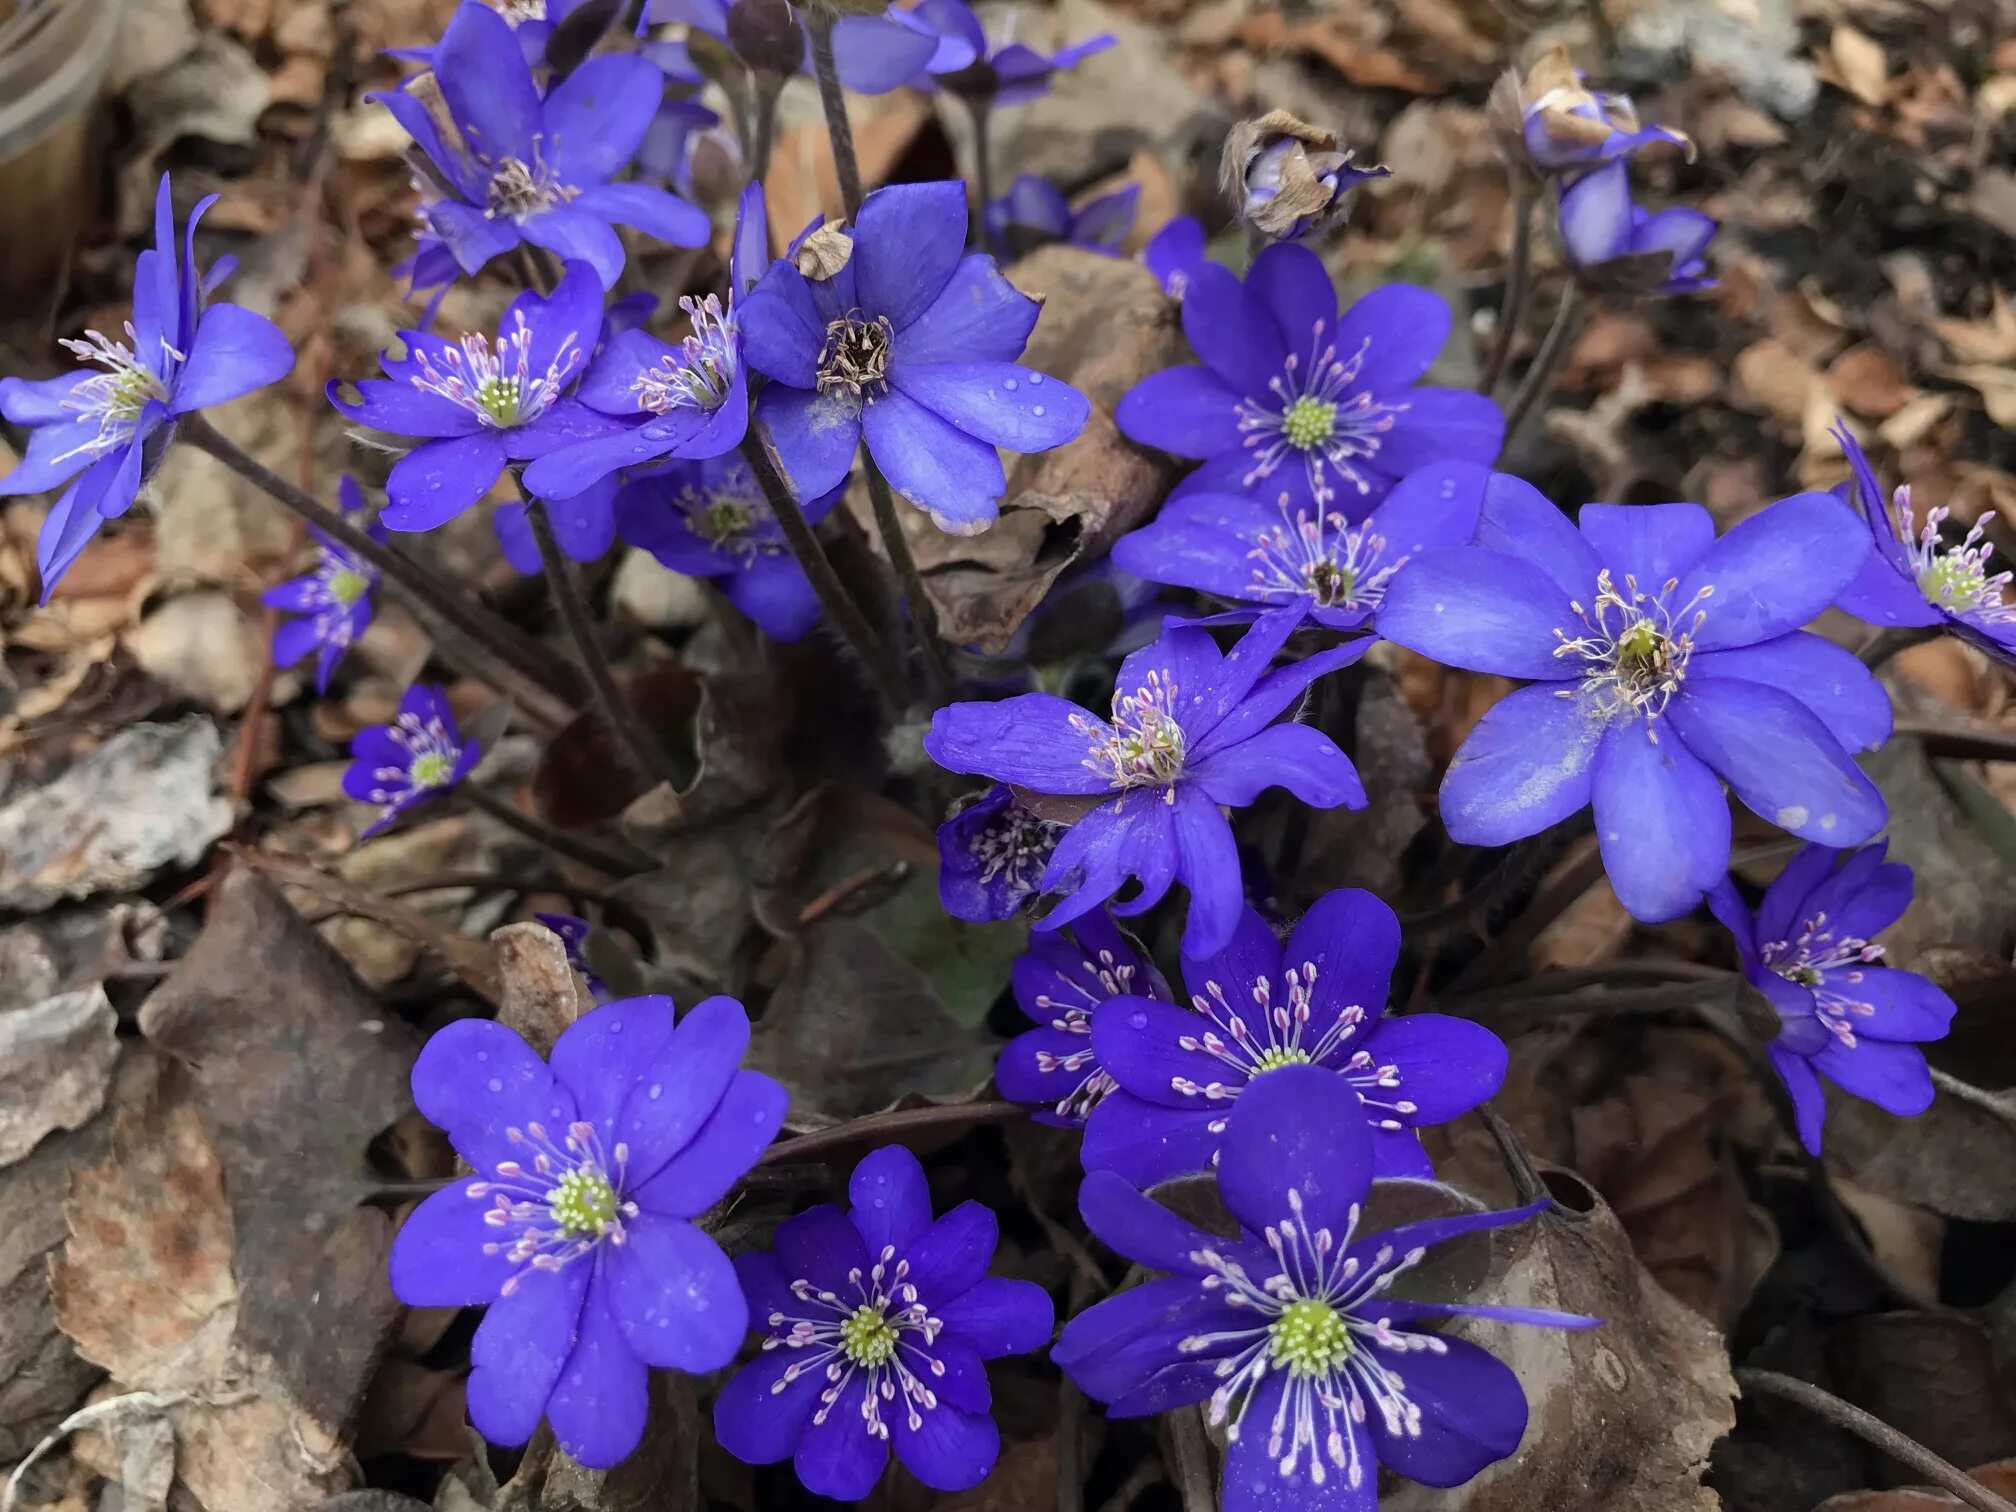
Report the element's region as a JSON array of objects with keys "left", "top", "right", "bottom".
[
  {"left": 1003, "top": 378, "right": 1018, "bottom": 391},
  {"left": 488, "top": 1077, "right": 504, "bottom": 1093},
  {"left": 1032, "top": 405, "right": 1045, "bottom": 417},
  {"left": 1128, "top": 1011, "right": 1148, "bottom": 1030},
  {"left": 648, "top": 1082, "right": 664, "bottom": 1100},
  {"left": 1028, "top": 373, "right": 1044, "bottom": 386}
]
